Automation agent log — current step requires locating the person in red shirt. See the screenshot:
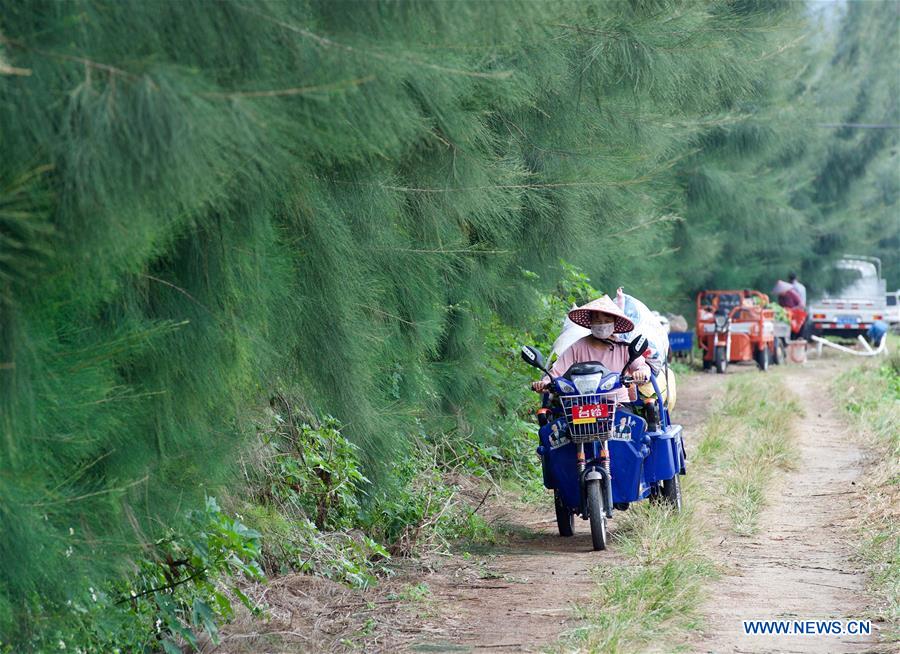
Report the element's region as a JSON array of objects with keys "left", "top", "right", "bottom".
[{"left": 772, "top": 279, "right": 809, "bottom": 338}]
